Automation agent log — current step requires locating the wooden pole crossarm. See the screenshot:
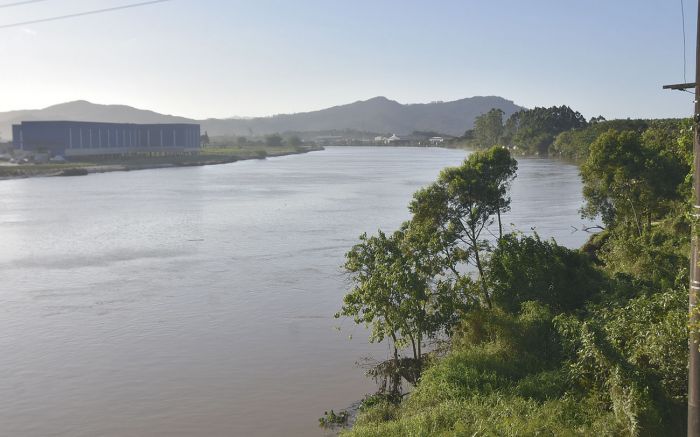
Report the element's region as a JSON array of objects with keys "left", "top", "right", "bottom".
[{"left": 663, "top": 82, "right": 697, "bottom": 90}]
